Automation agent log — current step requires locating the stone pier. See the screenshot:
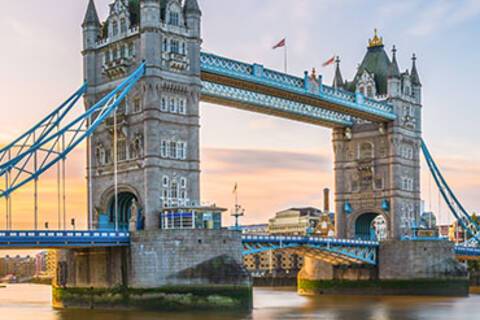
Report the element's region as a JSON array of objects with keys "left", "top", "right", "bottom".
[
  {"left": 53, "top": 229, "right": 252, "bottom": 310},
  {"left": 298, "top": 240, "right": 469, "bottom": 297}
]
